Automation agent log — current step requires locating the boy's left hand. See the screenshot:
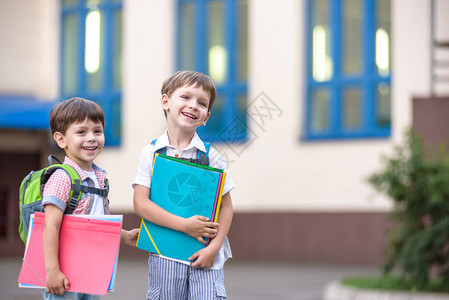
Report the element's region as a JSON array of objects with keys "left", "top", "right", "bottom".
[
  {"left": 121, "top": 228, "right": 140, "bottom": 247},
  {"left": 189, "top": 245, "right": 219, "bottom": 269}
]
